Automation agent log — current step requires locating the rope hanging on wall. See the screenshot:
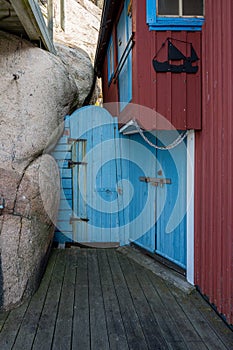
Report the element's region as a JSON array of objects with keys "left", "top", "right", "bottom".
[{"left": 132, "top": 119, "right": 190, "bottom": 150}]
